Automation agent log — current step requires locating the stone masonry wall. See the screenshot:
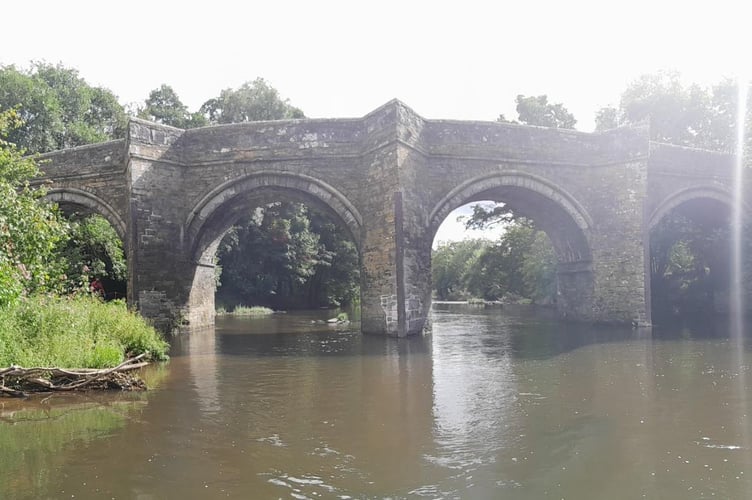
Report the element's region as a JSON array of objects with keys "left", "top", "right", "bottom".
[{"left": 35, "top": 100, "right": 739, "bottom": 333}]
